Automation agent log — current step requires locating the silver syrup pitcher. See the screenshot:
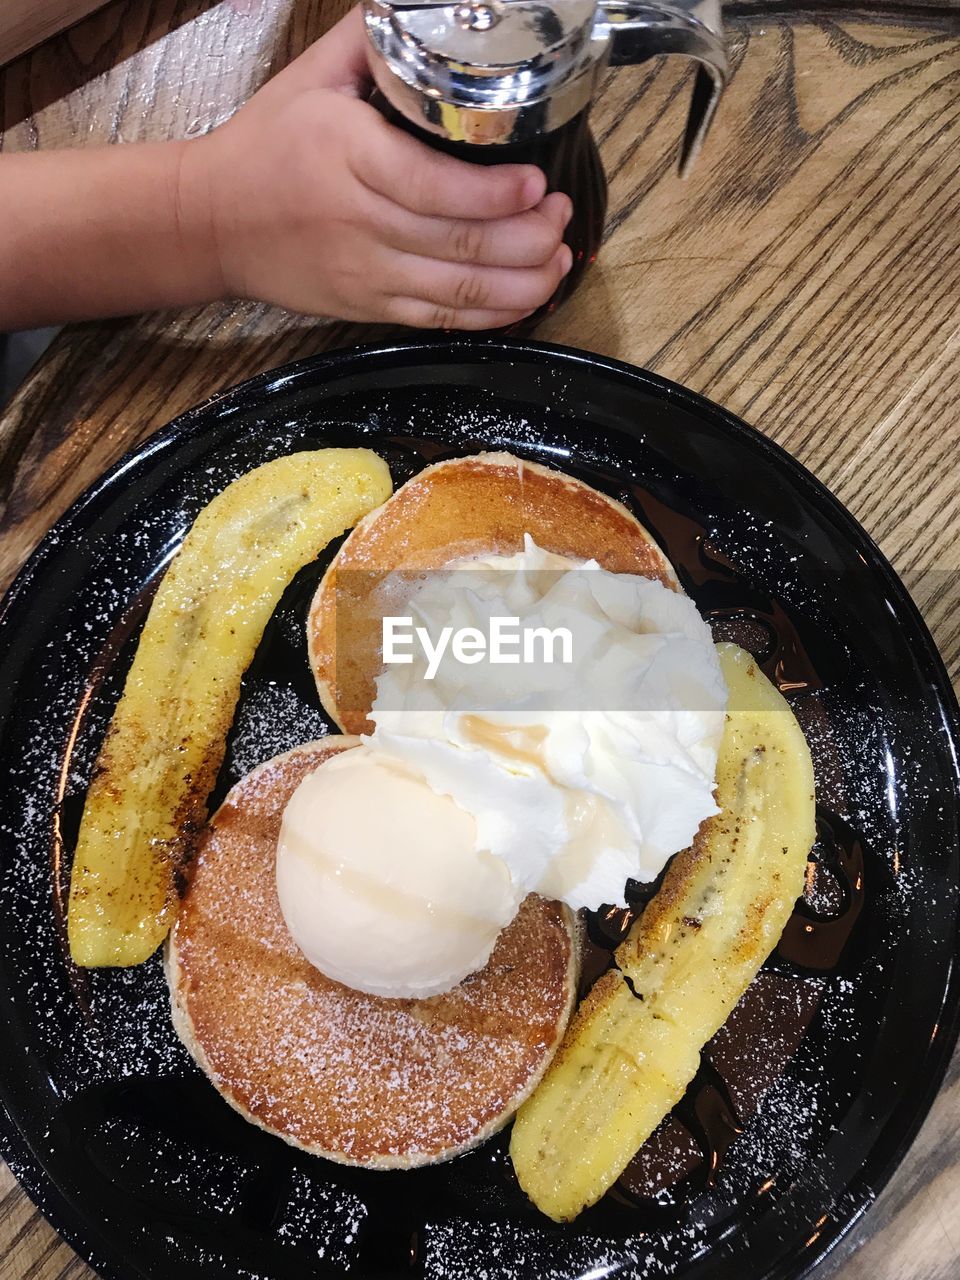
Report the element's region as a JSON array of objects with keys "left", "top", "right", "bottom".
[
  {"left": 363, "top": 0, "right": 727, "bottom": 175},
  {"left": 363, "top": 0, "right": 728, "bottom": 322}
]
